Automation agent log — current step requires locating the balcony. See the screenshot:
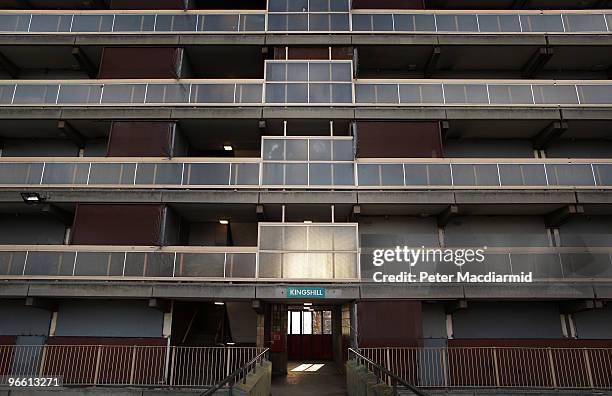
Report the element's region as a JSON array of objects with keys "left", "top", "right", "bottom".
[
  {"left": 0, "top": 79, "right": 611, "bottom": 106},
  {"left": 0, "top": 223, "right": 360, "bottom": 282},
  {"left": 0, "top": 10, "right": 610, "bottom": 34},
  {"left": 2, "top": 158, "right": 612, "bottom": 190}
]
